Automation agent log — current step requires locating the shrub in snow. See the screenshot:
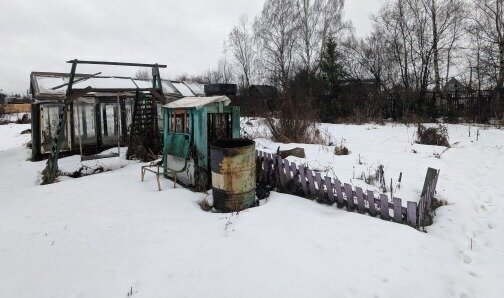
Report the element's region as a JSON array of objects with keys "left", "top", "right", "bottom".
[
  {"left": 416, "top": 124, "right": 450, "bottom": 147},
  {"left": 334, "top": 140, "right": 349, "bottom": 155},
  {"left": 264, "top": 95, "right": 322, "bottom": 144}
]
